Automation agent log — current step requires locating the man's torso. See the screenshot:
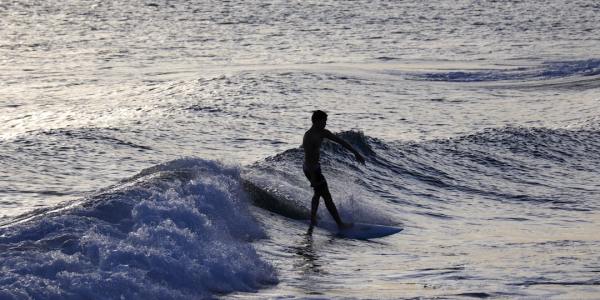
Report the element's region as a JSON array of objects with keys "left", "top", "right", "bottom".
[{"left": 302, "top": 128, "right": 325, "bottom": 167}]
